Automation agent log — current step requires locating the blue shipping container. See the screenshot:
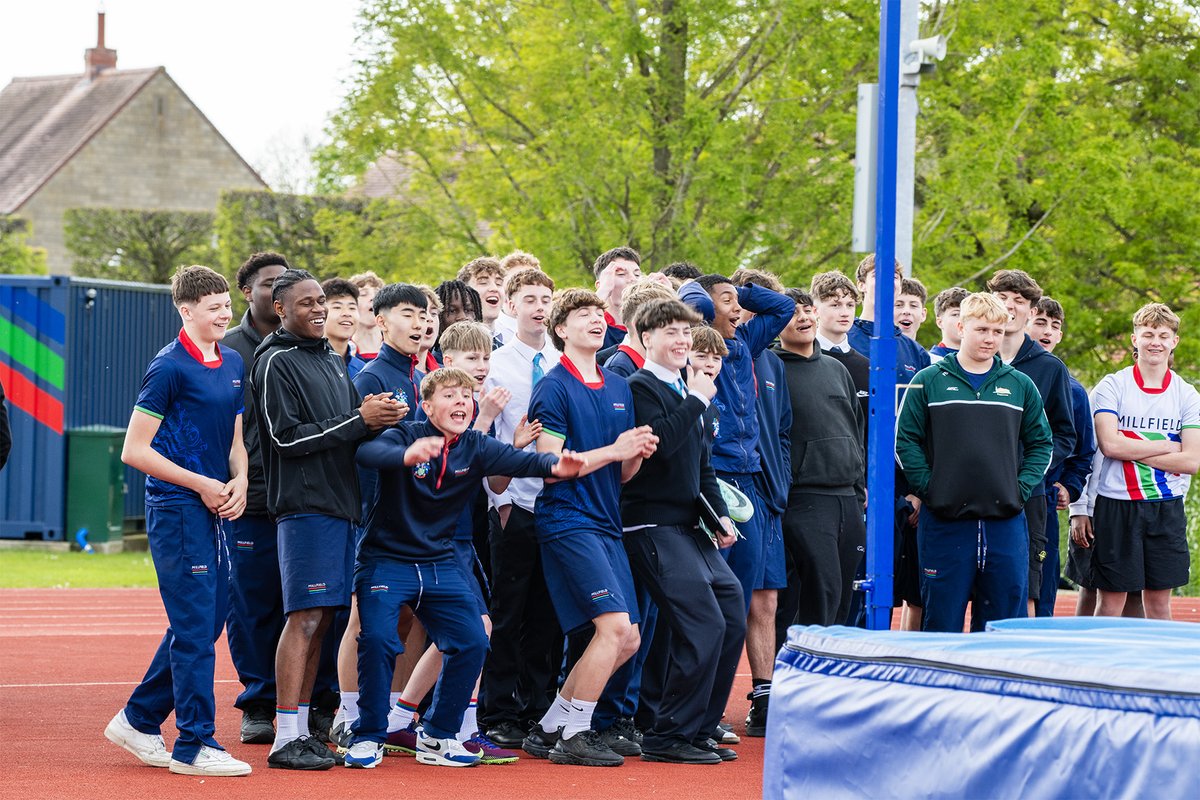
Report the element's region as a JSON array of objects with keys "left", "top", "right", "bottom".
[{"left": 0, "top": 276, "right": 180, "bottom": 540}]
